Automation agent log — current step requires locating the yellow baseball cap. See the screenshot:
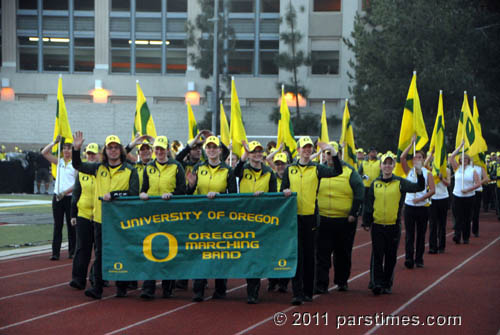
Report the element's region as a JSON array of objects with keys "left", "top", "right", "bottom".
[
  {"left": 274, "top": 152, "right": 287, "bottom": 164},
  {"left": 329, "top": 141, "right": 339, "bottom": 152},
  {"left": 248, "top": 141, "right": 264, "bottom": 153},
  {"left": 85, "top": 143, "right": 99, "bottom": 154},
  {"left": 381, "top": 152, "right": 396, "bottom": 163},
  {"left": 356, "top": 148, "right": 364, "bottom": 153},
  {"left": 298, "top": 136, "right": 314, "bottom": 148},
  {"left": 153, "top": 136, "right": 169, "bottom": 149},
  {"left": 139, "top": 139, "right": 152, "bottom": 150},
  {"left": 203, "top": 136, "right": 220, "bottom": 149},
  {"left": 105, "top": 135, "right": 121, "bottom": 146}
]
